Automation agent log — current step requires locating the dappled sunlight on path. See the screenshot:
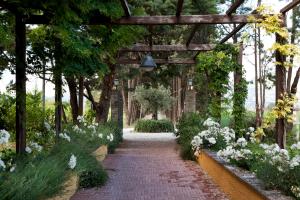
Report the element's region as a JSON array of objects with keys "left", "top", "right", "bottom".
[{"left": 71, "top": 128, "right": 228, "bottom": 200}]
